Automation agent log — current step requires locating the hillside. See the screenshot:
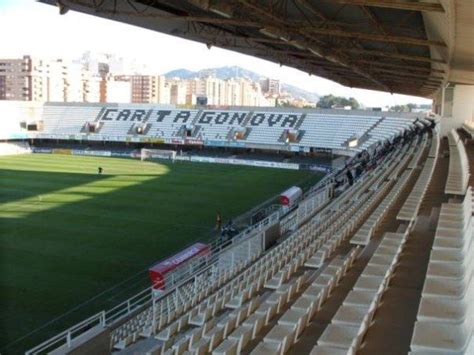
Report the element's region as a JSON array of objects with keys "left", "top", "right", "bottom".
[{"left": 164, "top": 66, "right": 320, "bottom": 103}]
